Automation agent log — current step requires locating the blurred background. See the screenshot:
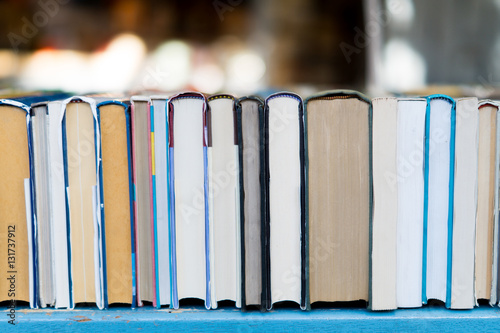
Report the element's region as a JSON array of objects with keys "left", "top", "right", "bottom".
[{"left": 0, "top": 0, "right": 499, "bottom": 97}]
